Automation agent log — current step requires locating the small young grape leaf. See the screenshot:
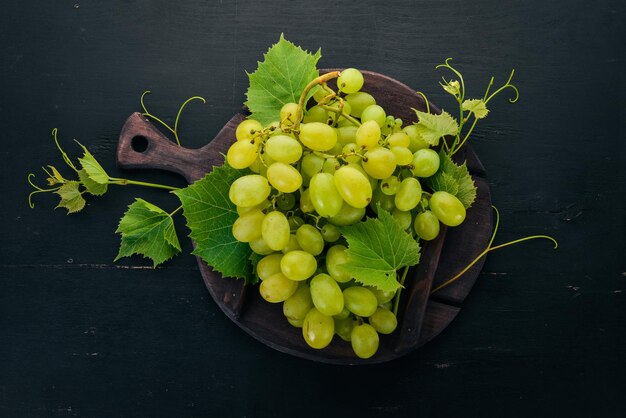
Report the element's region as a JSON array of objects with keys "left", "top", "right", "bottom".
[
  {"left": 45, "top": 165, "right": 66, "bottom": 185},
  {"left": 440, "top": 79, "right": 461, "bottom": 97},
  {"left": 76, "top": 142, "right": 109, "bottom": 184},
  {"left": 78, "top": 169, "right": 108, "bottom": 196},
  {"left": 462, "top": 99, "right": 489, "bottom": 119},
  {"left": 115, "top": 198, "right": 181, "bottom": 267},
  {"left": 411, "top": 109, "right": 459, "bottom": 146},
  {"left": 55, "top": 181, "right": 86, "bottom": 214},
  {"left": 426, "top": 151, "right": 477, "bottom": 209},
  {"left": 245, "top": 34, "right": 321, "bottom": 125},
  {"left": 339, "top": 209, "right": 421, "bottom": 292},
  {"left": 174, "top": 164, "right": 255, "bottom": 282}
]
